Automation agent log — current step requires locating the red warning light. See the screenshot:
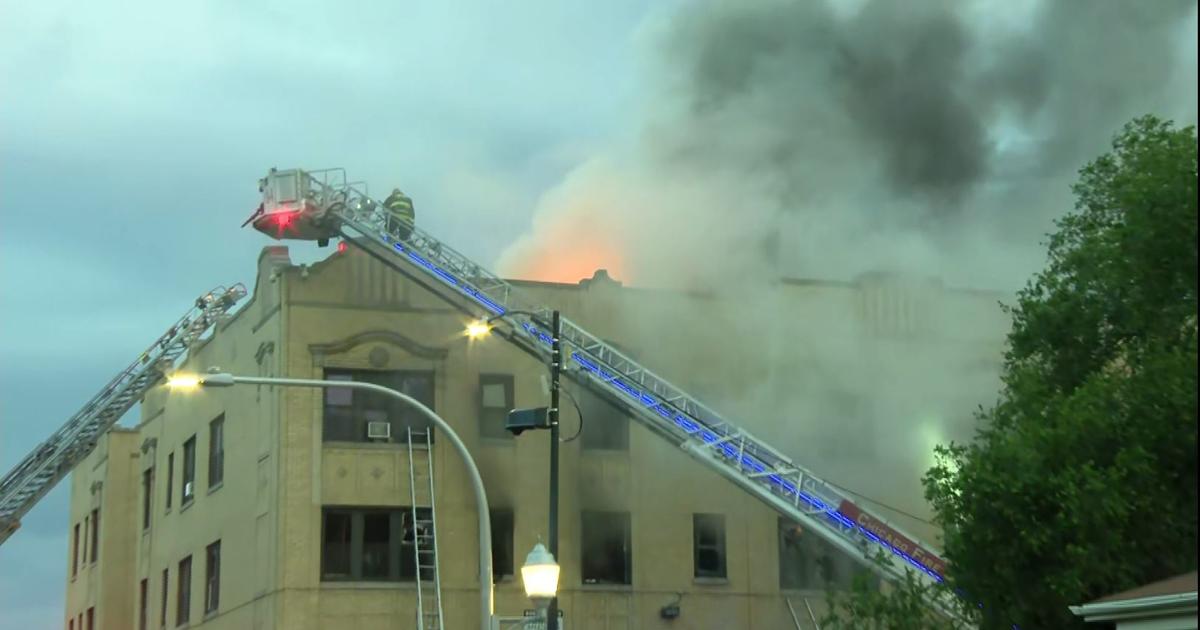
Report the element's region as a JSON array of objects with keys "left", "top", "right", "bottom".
[{"left": 337, "top": 241, "right": 348, "bottom": 254}]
